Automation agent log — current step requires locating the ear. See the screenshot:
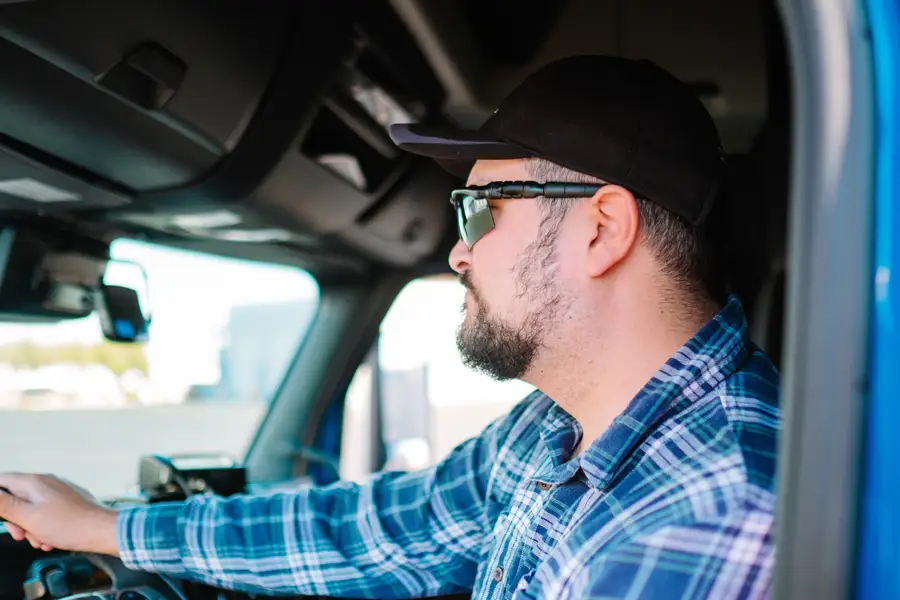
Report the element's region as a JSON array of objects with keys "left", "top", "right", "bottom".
[{"left": 585, "top": 185, "right": 640, "bottom": 278}]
